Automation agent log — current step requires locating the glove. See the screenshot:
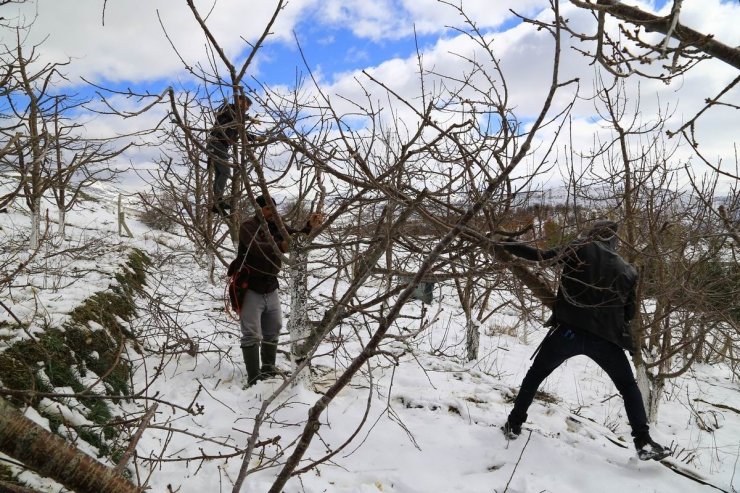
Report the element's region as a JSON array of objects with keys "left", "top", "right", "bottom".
[{"left": 308, "top": 212, "right": 325, "bottom": 229}]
